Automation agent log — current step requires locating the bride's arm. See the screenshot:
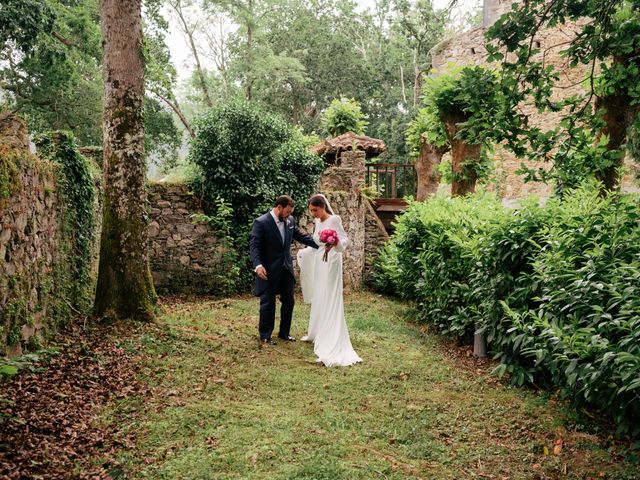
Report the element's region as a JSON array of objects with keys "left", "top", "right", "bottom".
[{"left": 332, "top": 216, "right": 350, "bottom": 252}]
